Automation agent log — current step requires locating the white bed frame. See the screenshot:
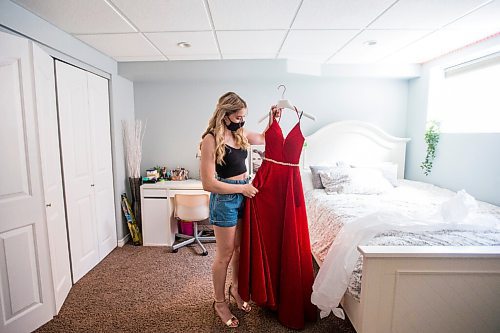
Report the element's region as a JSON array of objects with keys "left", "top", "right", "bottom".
[{"left": 304, "top": 121, "right": 500, "bottom": 333}]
